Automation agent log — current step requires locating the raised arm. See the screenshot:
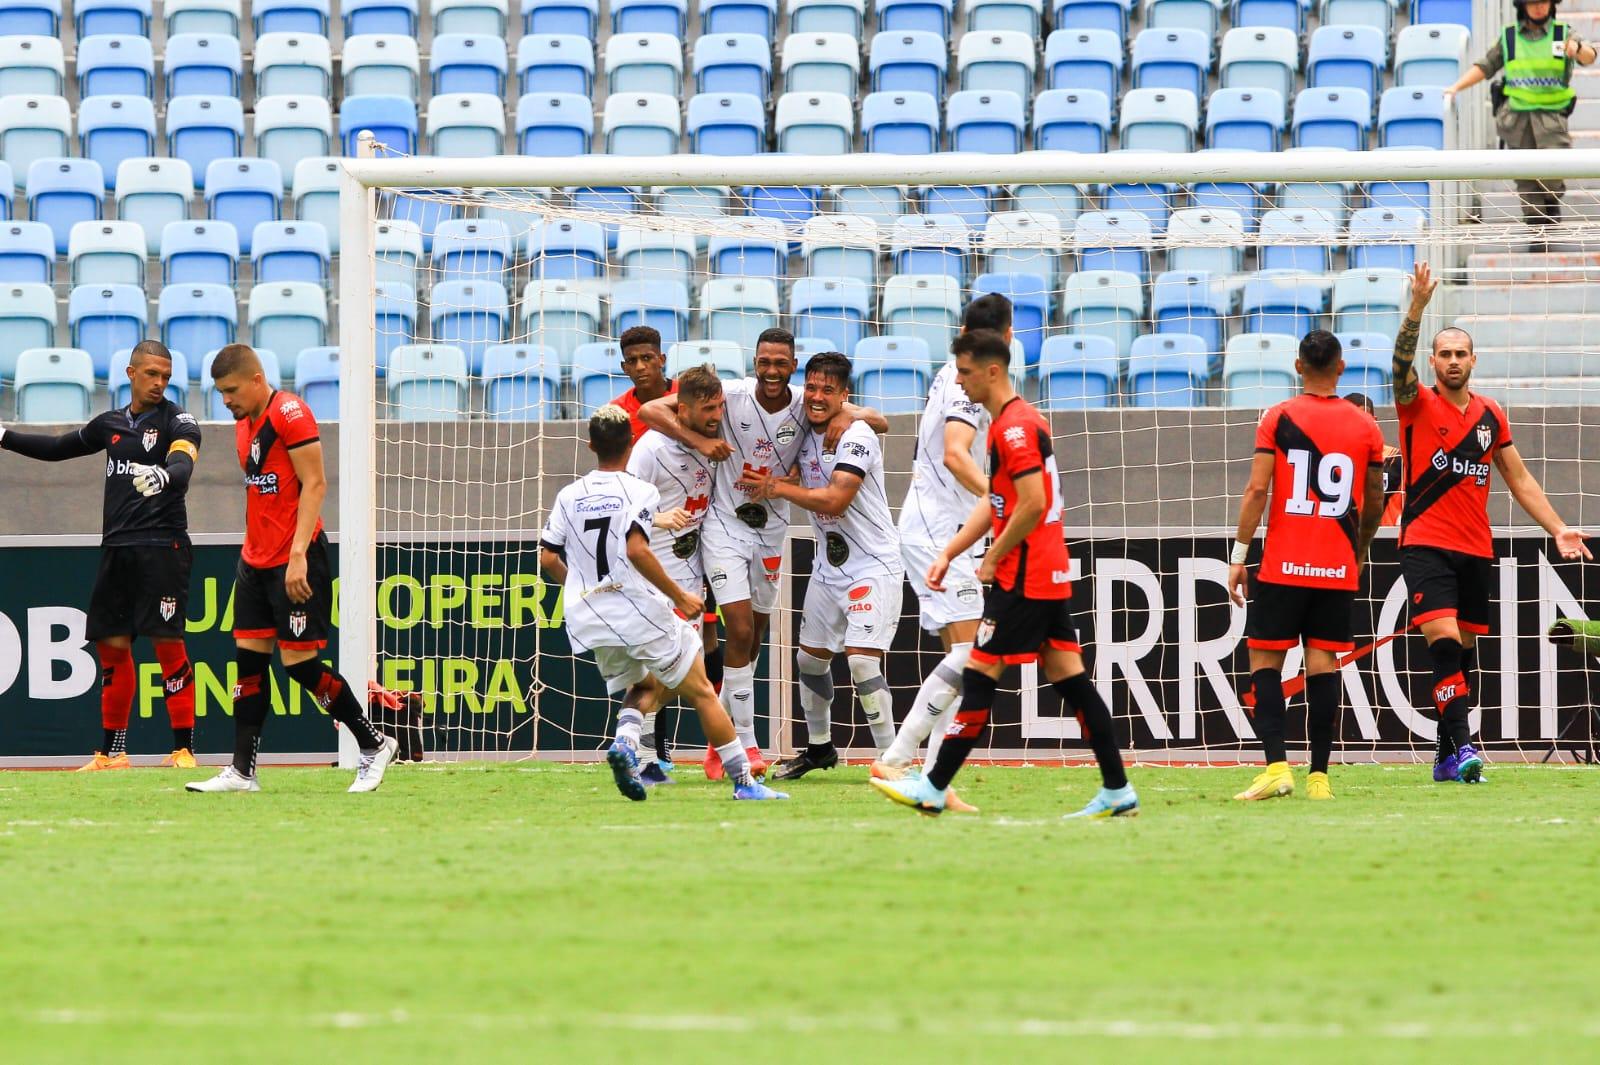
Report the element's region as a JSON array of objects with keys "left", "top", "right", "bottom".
[
  {"left": 1494, "top": 443, "right": 1592, "bottom": 560},
  {"left": 942, "top": 420, "right": 988, "bottom": 498},
  {"left": 638, "top": 393, "right": 731, "bottom": 462},
  {"left": 1227, "top": 451, "right": 1275, "bottom": 607},
  {"left": 0, "top": 421, "right": 101, "bottom": 462},
  {"left": 1393, "top": 261, "right": 1438, "bottom": 407}
]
